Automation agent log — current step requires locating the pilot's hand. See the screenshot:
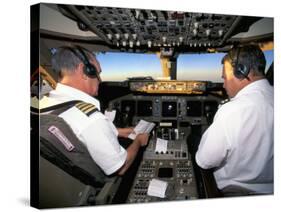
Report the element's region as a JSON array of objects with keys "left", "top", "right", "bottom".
[
  {"left": 117, "top": 127, "right": 134, "bottom": 138},
  {"left": 136, "top": 133, "right": 149, "bottom": 147}
]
